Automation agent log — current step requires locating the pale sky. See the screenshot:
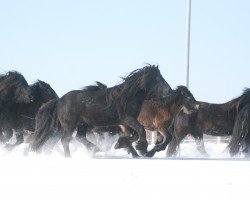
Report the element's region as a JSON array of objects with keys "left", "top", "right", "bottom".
[{"left": 1, "top": 0, "right": 250, "bottom": 103}]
